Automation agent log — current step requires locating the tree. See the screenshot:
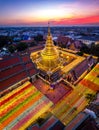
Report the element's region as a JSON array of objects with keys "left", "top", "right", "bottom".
[
  {"left": 85, "top": 93, "right": 96, "bottom": 103},
  {"left": 0, "top": 36, "right": 12, "bottom": 48},
  {"left": 29, "top": 41, "right": 37, "bottom": 47},
  {"left": 93, "top": 44, "right": 99, "bottom": 57},
  {"left": 17, "top": 42, "right": 28, "bottom": 51},
  {"left": 80, "top": 43, "right": 90, "bottom": 54},
  {"left": 36, "top": 117, "right": 44, "bottom": 126},
  {"left": 80, "top": 43, "right": 99, "bottom": 57},
  {"left": 76, "top": 51, "right": 83, "bottom": 56},
  {"left": 90, "top": 42, "right": 95, "bottom": 54},
  {"left": 8, "top": 45, "right": 16, "bottom": 53},
  {"left": 53, "top": 40, "right": 57, "bottom": 46},
  {"left": 34, "top": 34, "right": 43, "bottom": 42}
]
